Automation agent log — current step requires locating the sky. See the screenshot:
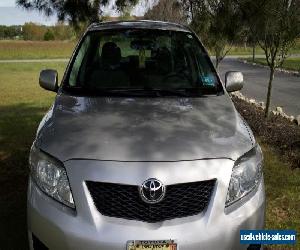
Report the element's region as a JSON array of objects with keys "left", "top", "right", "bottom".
[{"left": 0, "top": 0, "right": 149, "bottom": 26}]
